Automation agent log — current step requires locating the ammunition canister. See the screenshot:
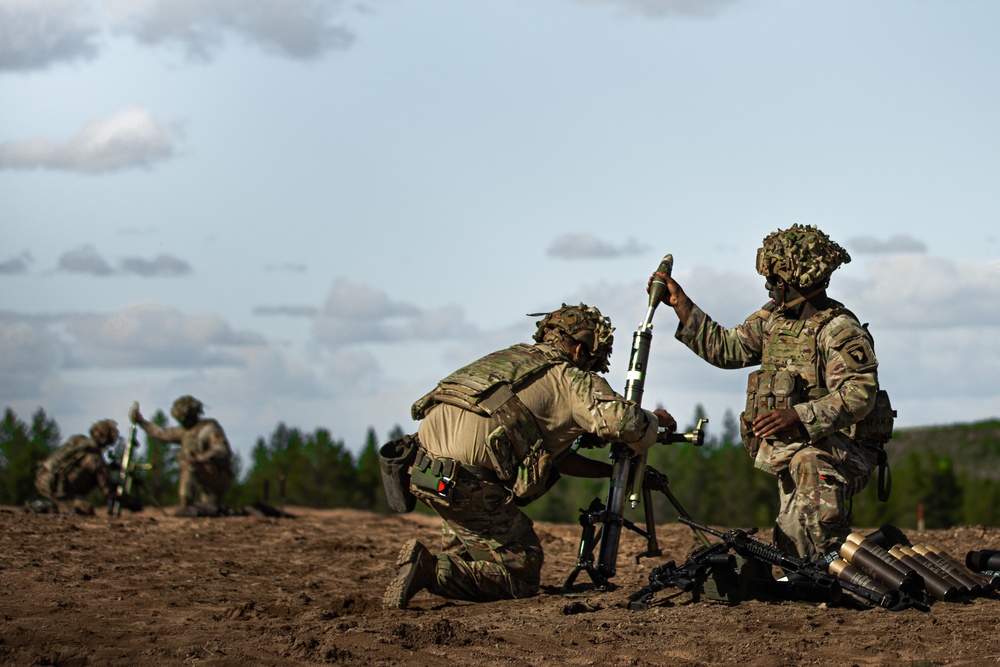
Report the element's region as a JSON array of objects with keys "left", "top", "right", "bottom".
[
  {"left": 828, "top": 558, "right": 893, "bottom": 596},
  {"left": 899, "top": 546, "right": 969, "bottom": 597},
  {"left": 927, "top": 547, "right": 1000, "bottom": 590},
  {"left": 913, "top": 545, "right": 983, "bottom": 596},
  {"left": 889, "top": 546, "right": 959, "bottom": 601},
  {"left": 840, "top": 540, "right": 915, "bottom": 592},
  {"left": 952, "top": 549, "right": 1000, "bottom": 591},
  {"left": 847, "top": 533, "right": 915, "bottom": 579}
]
